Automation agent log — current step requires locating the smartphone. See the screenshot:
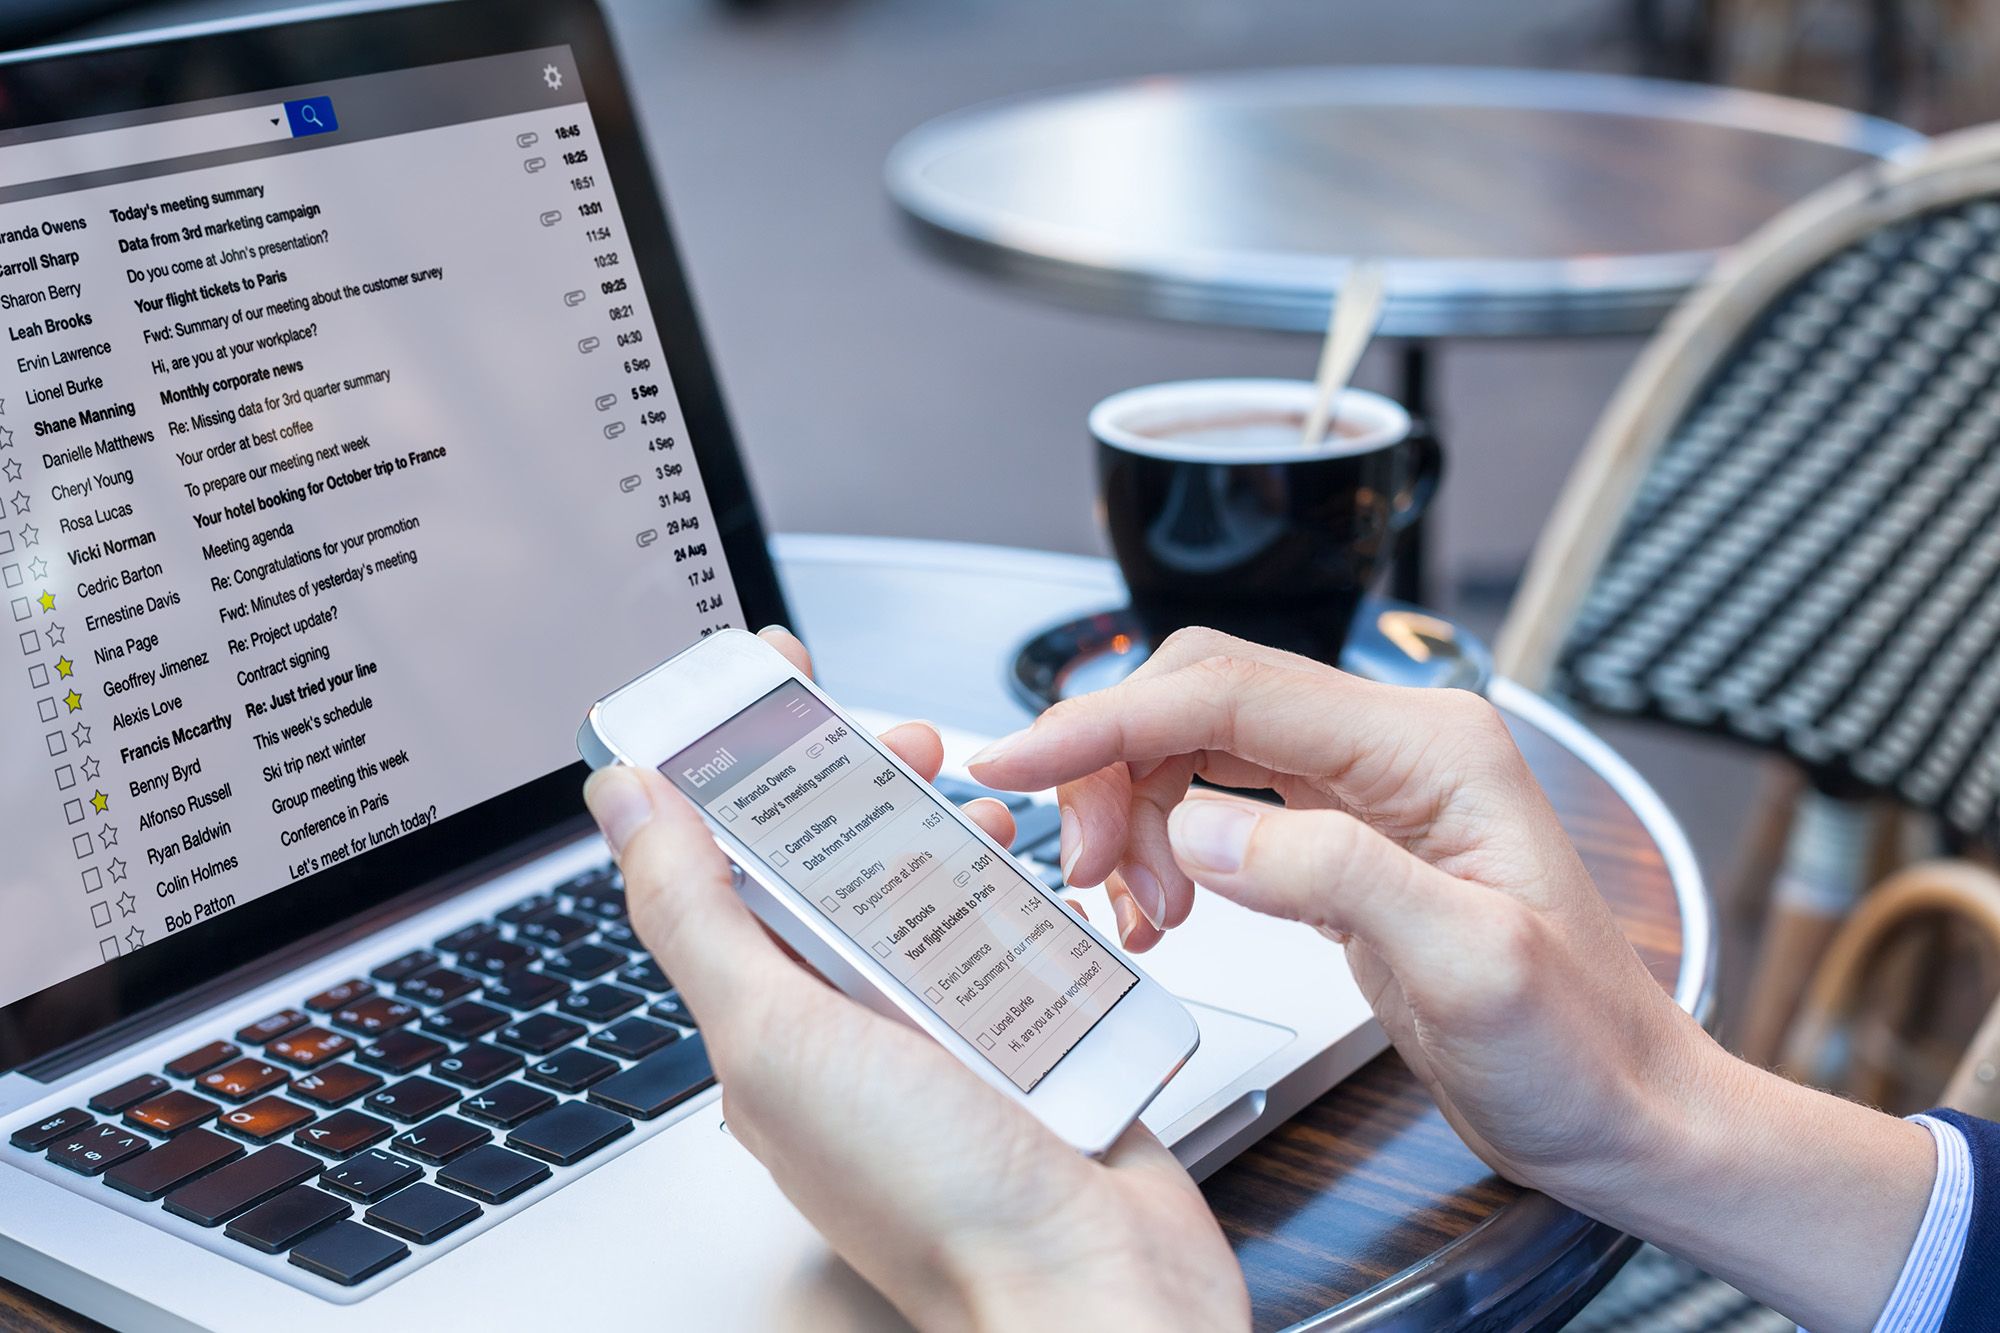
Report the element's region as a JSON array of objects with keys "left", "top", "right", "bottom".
[{"left": 577, "top": 629, "right": 1199, "bottom": 1154}]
